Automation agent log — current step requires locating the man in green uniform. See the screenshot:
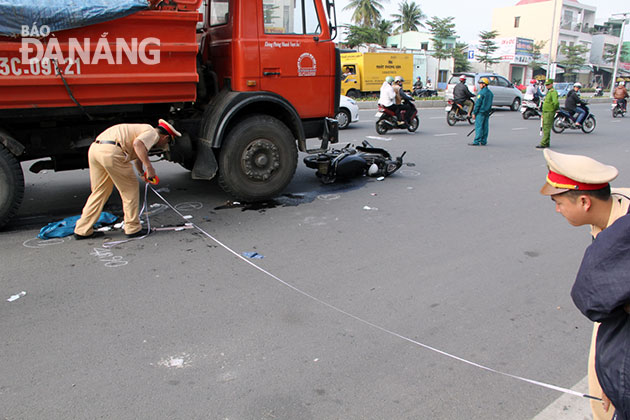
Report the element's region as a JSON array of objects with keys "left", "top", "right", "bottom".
[
  {"left": 537, "top": 79, "right": 559, "bottom": 149},
  {"left": 468, "top": 77, "right": 493, "bottom": 146}
]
